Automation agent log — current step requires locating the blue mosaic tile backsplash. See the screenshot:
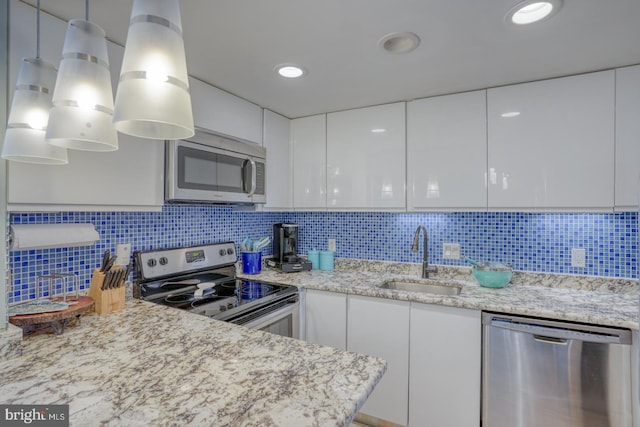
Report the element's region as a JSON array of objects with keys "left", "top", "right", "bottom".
[{"left": 8, "top": 207, "right": 637, "bottom": 303}]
